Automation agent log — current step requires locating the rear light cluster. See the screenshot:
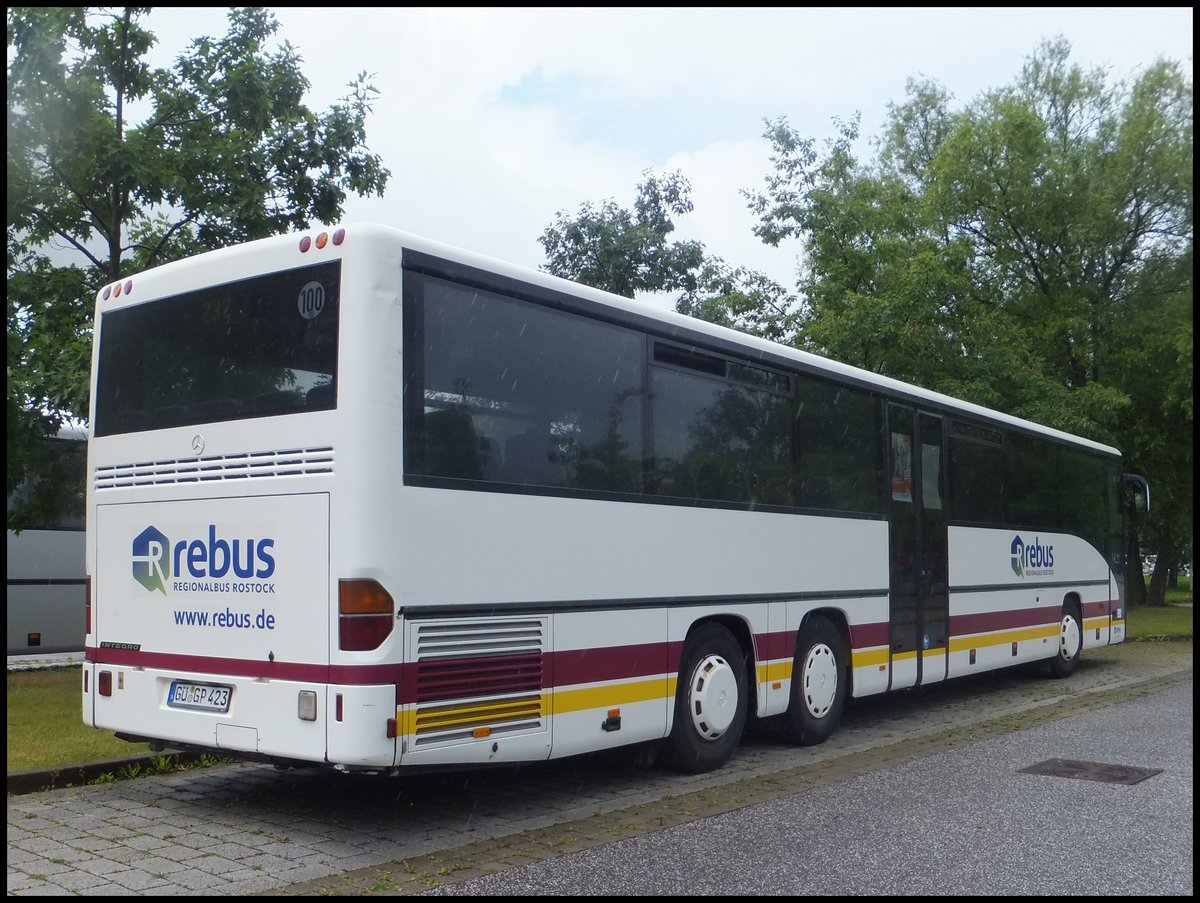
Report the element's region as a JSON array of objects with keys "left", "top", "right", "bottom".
[{"left": 338, "top": 579, "right": 394, "bottom": 651}]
